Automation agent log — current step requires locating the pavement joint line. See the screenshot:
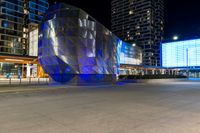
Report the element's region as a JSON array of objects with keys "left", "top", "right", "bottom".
[{"left": 0, "top": 88, "right": 59, "bottom": 94}]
